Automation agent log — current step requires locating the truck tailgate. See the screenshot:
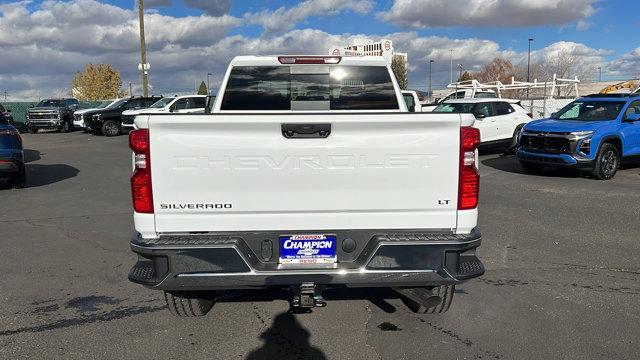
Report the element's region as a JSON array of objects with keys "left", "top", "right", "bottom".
[{"left": 147, "top": 113, "right": 462, "bottom": 232}]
